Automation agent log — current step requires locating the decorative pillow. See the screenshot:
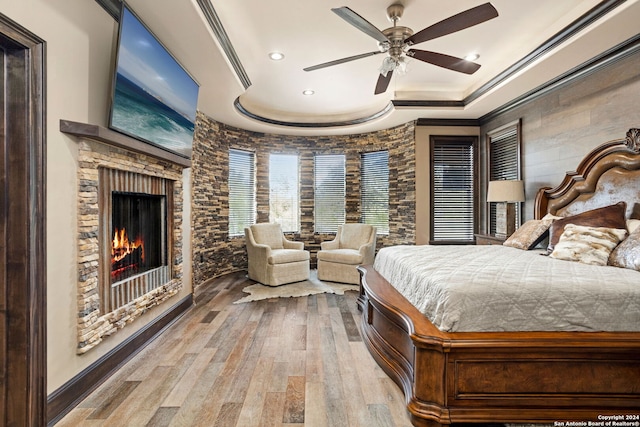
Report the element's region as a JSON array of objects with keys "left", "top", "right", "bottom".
[
  {"left": 609, "top": 225, "right": 640, "bottom": 271},
  {"left": 550, "top": 224, "right": 627, "bottom": 266},
  {"left": 503, "top": 219, "right": 553, "bottom": 250},
  {"left": 547, "top": 201, "right": 627, "bottom": 253},
  {"left": 627, "top": 219, "right": 640, "bottom": 234}
]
